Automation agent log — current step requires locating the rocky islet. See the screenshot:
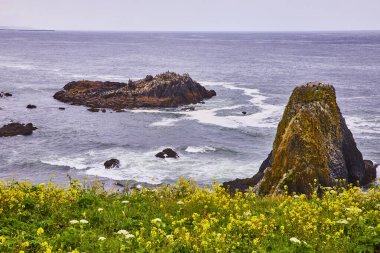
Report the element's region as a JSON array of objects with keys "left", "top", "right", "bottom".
[{"left": 53, "top": 72, "right": 216, "bottom": 110}]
